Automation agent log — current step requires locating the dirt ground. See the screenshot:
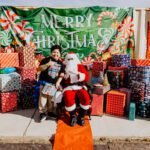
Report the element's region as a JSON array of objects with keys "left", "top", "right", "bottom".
[
  {"left": 0, "top": 137, "right": 150, "bottom": 150},
  {"left": 0, "top": 142, "right": 150, "bottom": 150}
]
